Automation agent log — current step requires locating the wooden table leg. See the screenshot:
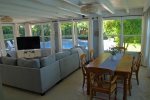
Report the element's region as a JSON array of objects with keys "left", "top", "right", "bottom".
[
  {"left": 87, "top": 72, "right": 90, "bottom": 95},
  {"left": 123, "top": 76, "right": 128, "bottom": 100}
]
